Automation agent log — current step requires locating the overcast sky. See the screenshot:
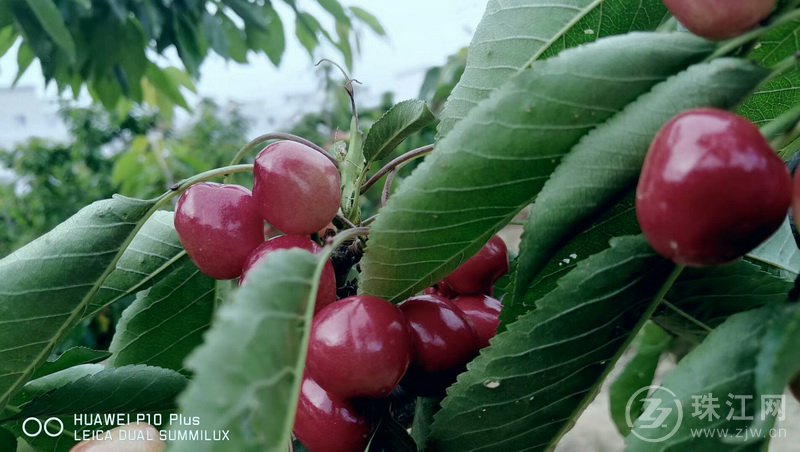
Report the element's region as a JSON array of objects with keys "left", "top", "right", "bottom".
[{"left": 0, "top": 1, "right": 486, "bottom": 129}]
